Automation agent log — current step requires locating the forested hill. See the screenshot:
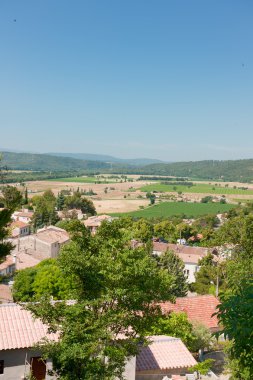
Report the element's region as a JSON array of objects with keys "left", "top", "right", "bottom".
[
  {"left": 124, "top": 159, "right": 253, "bottom": 182},
  {"left": 48, "top": 152, "right": 163, "bottom": 166},
  {"left": 2, "top": 151, "right": 253, "bottom": 182},
  {"left": 1, "top": 152, "right": 111, "bottom": 171}
]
